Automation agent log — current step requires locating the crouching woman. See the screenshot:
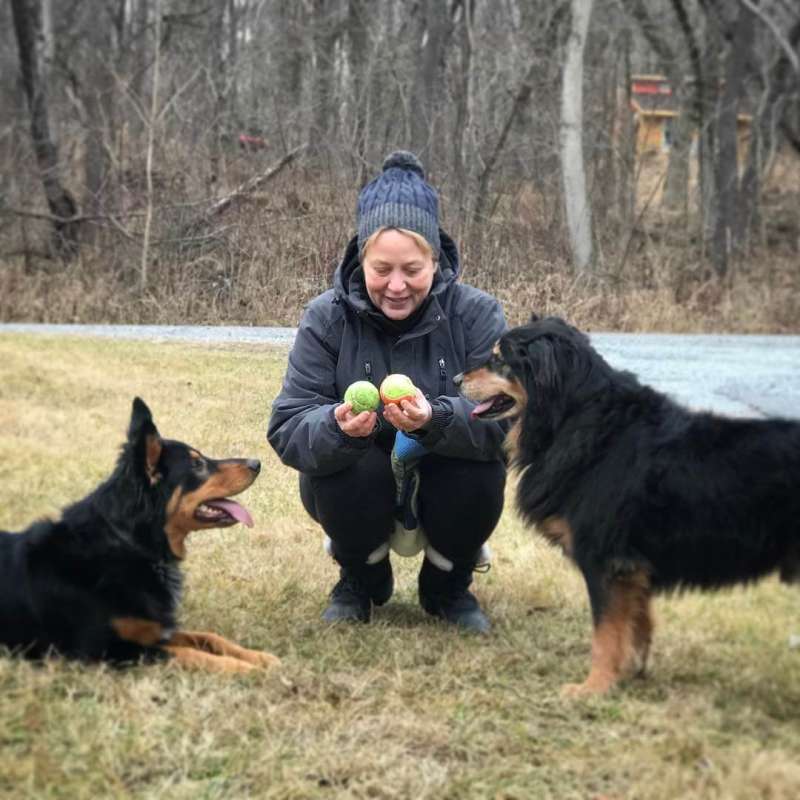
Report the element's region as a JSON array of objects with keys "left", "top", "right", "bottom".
[{"left": 268, "top": 151, "right": 508, "bottom": 632}]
